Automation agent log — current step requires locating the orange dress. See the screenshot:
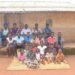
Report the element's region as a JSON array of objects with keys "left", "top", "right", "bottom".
[{"left": 56, "top": 53, "right": 64, "bottom": 61}]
